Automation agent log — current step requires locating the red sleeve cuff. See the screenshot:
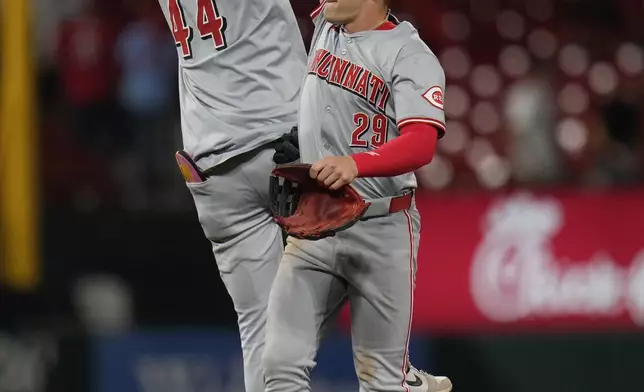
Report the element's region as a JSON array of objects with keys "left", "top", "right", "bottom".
[{"left": 397, "top": 117, "right": 446, "bottom": 138}]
